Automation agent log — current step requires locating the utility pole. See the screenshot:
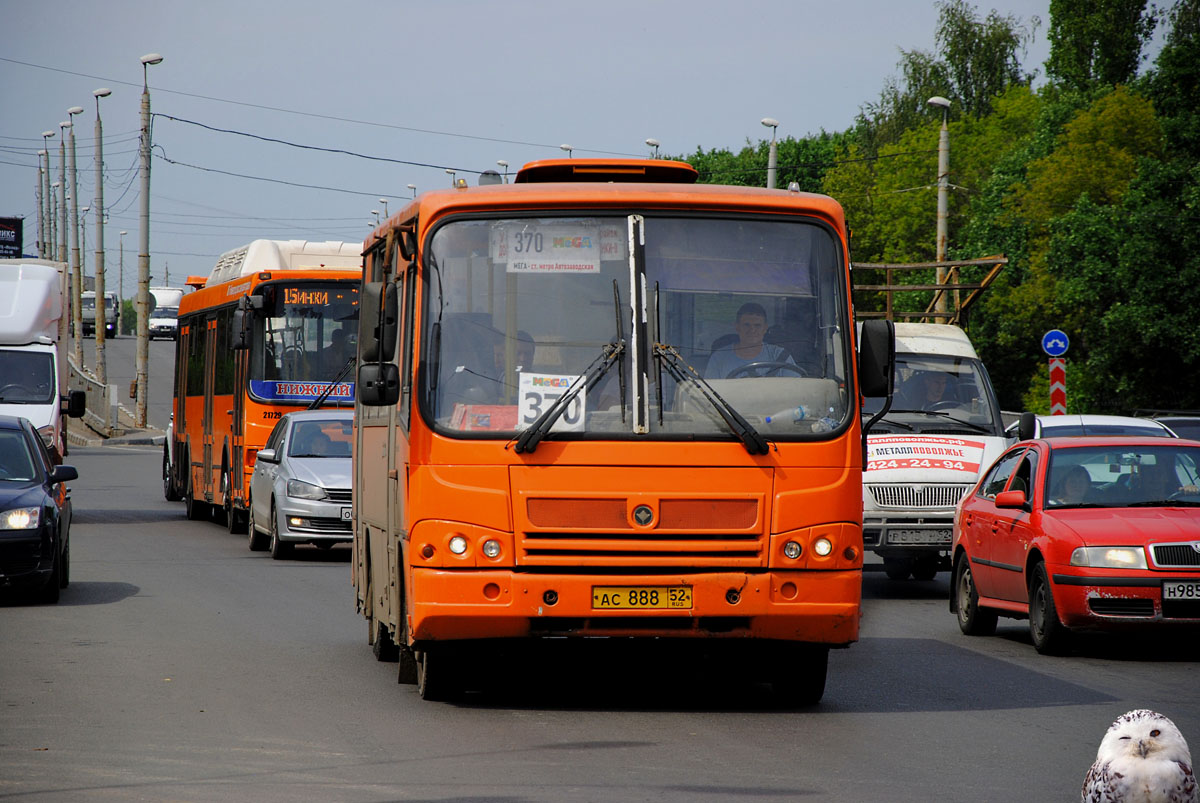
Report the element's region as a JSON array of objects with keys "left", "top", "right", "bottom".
[
  {"left": 35, "top": 160, "right": 44, "bottom": 259},
  {"left": 135, "top": 53, "right": 163, "bottom": 428},
  {"left": 93, "top": 88, "right": 111, "bottom": 384},
  {"left": 928, "top": 96, "right": 952, "bottom": 317},
  {"left": 58, "top": 124, "right": 68, "bottom": 263},
  {"left": 67, "top": 106, "right": 84, "bottom": 365}
]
